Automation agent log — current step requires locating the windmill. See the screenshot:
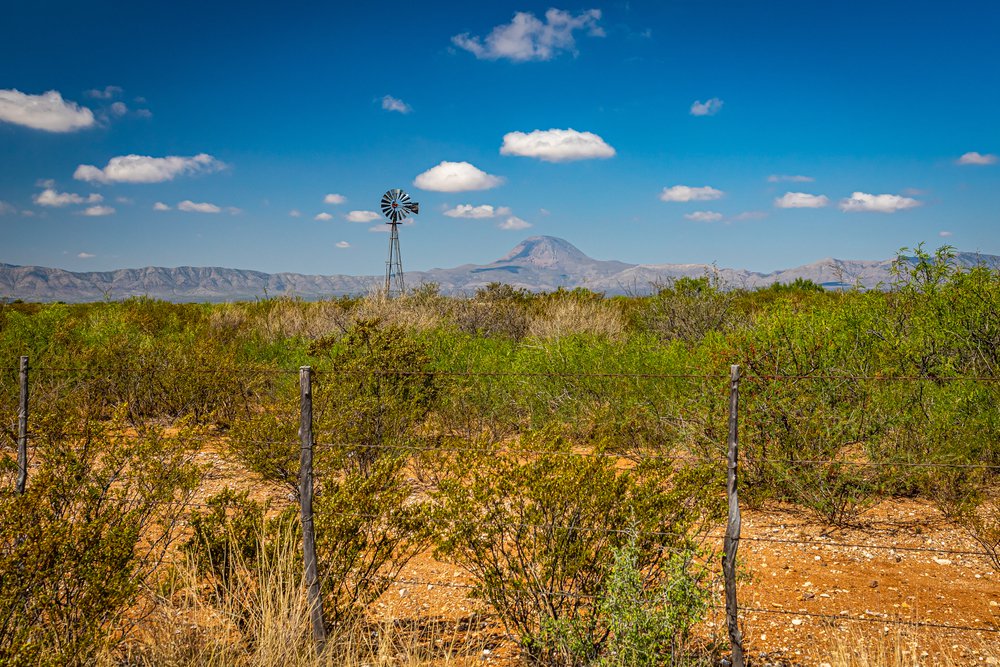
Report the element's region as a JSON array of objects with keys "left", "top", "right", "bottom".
[{"left": 380, "top": 188, "right": 419, "bottom": 297}]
